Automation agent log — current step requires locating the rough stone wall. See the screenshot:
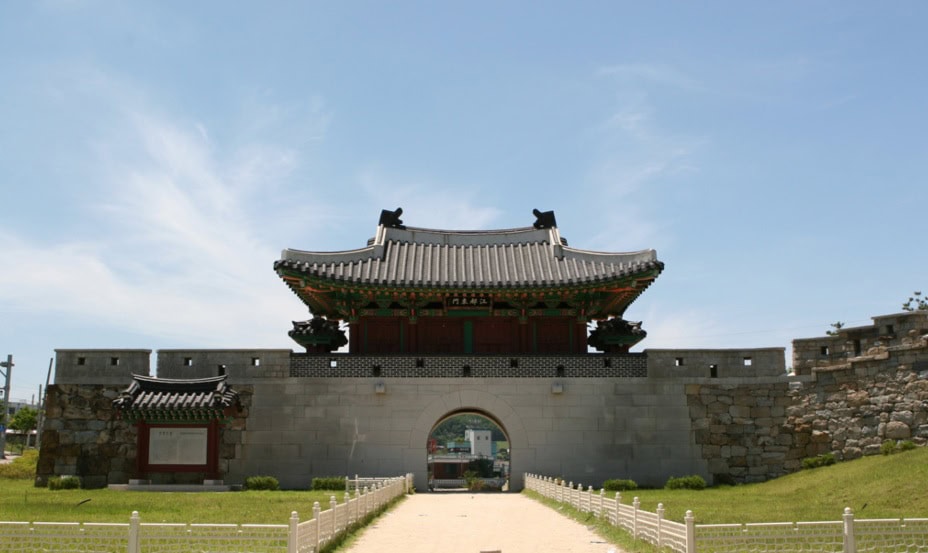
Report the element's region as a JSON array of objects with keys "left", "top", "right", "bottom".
[
  {"left": 37, "top": 383, "right": 252, "bottom": 488},
  {"left": 686, "top": 332, "right": 928, "bottom": 484},
  {"left": 37, "top": 384, "right": 136, "bottom": 489},
  {"left": 686, "top": 379, "right": 797, "bottom": 483},
  {"left": 787, "top": 355, "right": 928, "bottom": 461}
]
